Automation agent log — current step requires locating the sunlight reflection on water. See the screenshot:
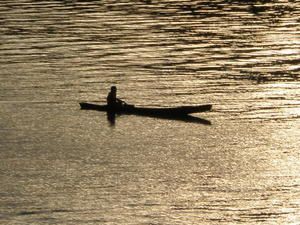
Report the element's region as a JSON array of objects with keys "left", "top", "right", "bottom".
[{"left": 0, "top": 0, "right": 300, "bottom": 224}]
